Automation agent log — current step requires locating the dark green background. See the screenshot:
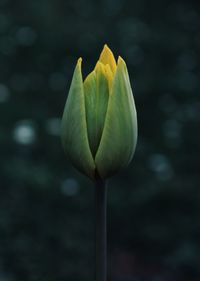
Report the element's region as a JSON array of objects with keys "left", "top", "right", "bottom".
[{"left": 0, "top": 0, "right": 200, "bottom": 280}]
